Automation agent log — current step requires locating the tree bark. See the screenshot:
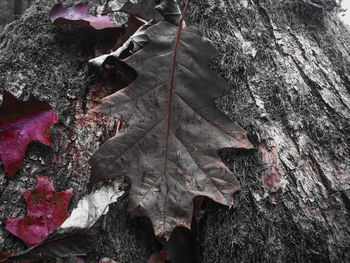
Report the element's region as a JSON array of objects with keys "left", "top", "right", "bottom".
[
  {"left": 0, "top": 0, "right": 349, "bottom": 262},
  {"left": 188, "top": 0, "right": 350, "bottom": 262}
]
